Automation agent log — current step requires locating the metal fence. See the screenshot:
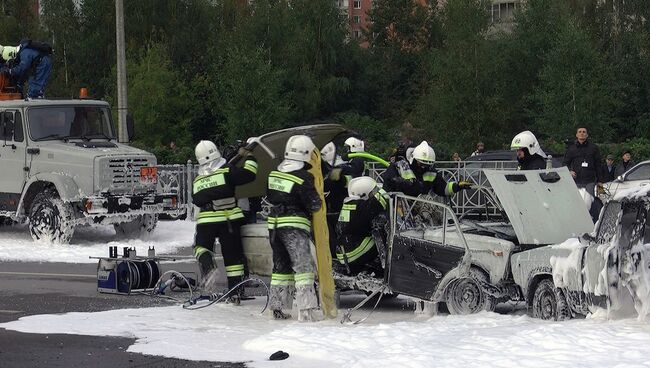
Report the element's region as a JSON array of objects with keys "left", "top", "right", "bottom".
[{"left": 157, "top": 160, "right": 518, "bottom": 220}]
